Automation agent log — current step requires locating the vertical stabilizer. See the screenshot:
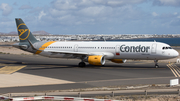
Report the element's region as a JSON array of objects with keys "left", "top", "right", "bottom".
[{"left": 15, "top": 18, "right": 38, "bottom": 43}]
